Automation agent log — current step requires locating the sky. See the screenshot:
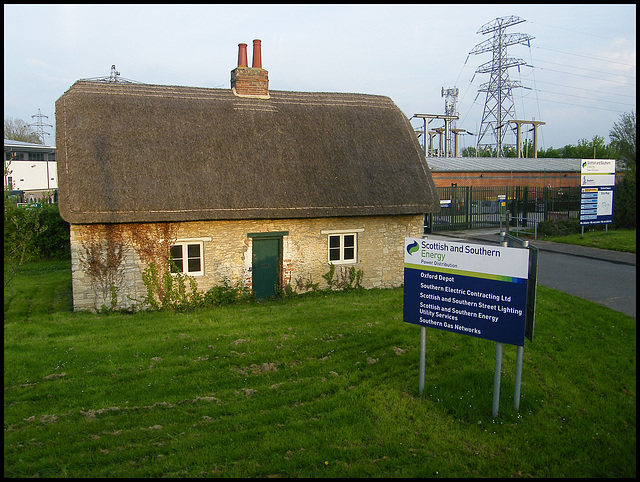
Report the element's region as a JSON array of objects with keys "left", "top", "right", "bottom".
[{"left": 4, "top": 4, "right": 636, "bottom": 153}]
